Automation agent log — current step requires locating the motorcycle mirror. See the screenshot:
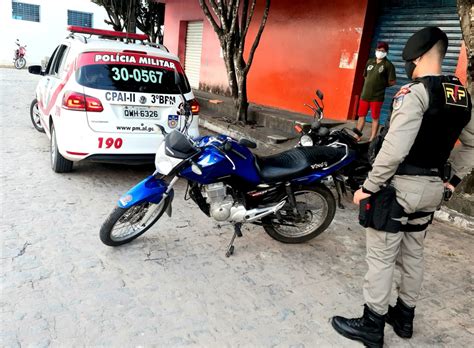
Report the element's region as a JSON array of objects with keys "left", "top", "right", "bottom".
[
  {"left": 155, "top": 124, "right": 167, "bottom": 136},
  {"left": 239, "top": 138, "right": 257, "bottom": 149},
  {"left": 174, "top": 69, "right": 181, "bottom": 85},
  {"left": 316, "top": 90, "right": 324, "bottom": 100},
  {"left": 174, "top": 69, "right": 192, "bottom": 117}
]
